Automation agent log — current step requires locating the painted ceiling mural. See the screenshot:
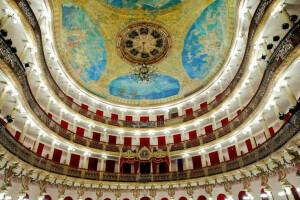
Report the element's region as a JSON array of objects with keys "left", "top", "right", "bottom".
[{"left": 52, "top": 0, "right": 237, "bottom": 106}]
